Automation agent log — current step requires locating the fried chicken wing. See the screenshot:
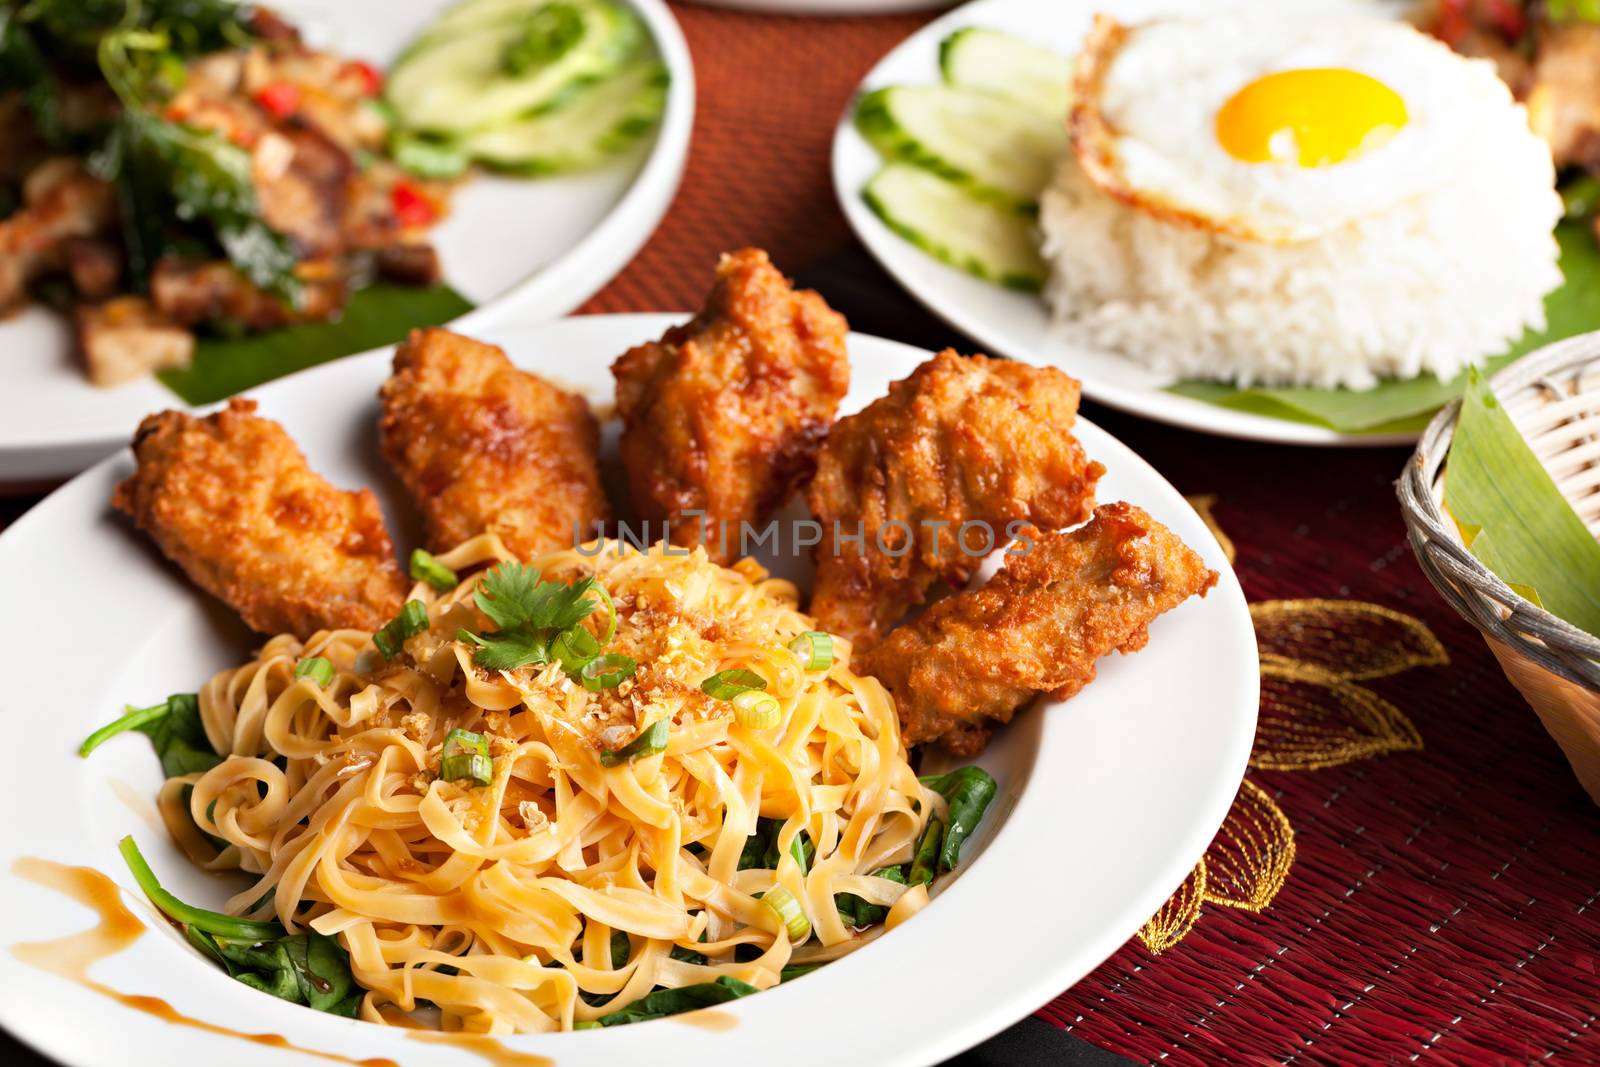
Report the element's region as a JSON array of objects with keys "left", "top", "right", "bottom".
[
  {"left": 806, "top": 349, "right": 1104, "bottom": 647},
  {"left": 611, "top": 248, "right": 850, "bottom": 564},
  {"left": 859, "top": 502, "right": 1218, "bottom": 756},
  {"left": 379, "top": 328, "right": 609, "bottom": 559},
  {"left": 112, "top": 398, "right": 407, "bottom": 639}
]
